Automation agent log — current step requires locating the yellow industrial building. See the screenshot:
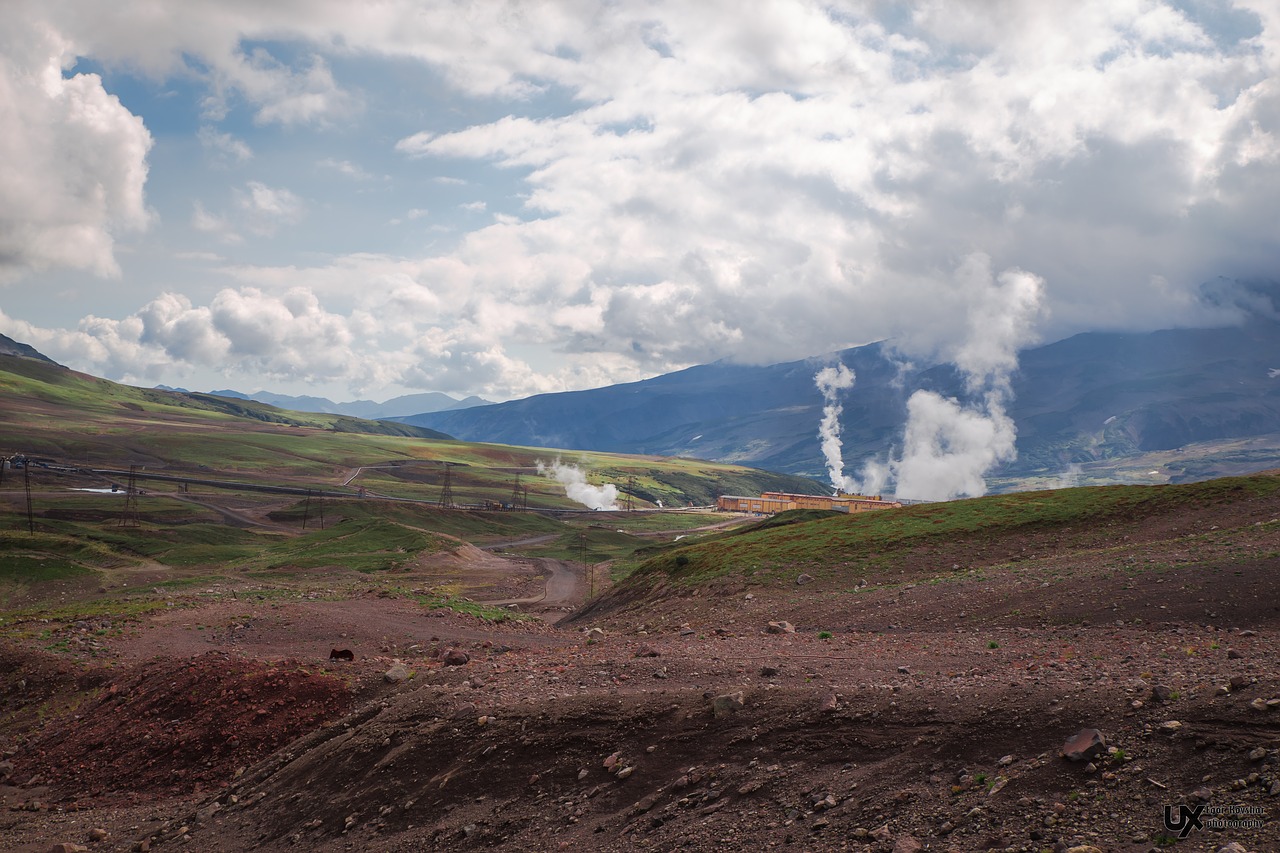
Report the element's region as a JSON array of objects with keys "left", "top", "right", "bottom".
[{"left": 716, "top": 491, "right": 901, "bottom": 515}]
